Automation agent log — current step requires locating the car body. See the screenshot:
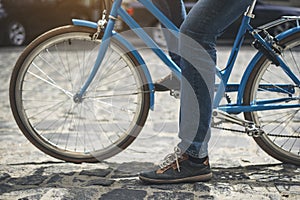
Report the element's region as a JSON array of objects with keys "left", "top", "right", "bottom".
[
  {"left": 119, "top": 0, "right": 300, "bottom": 44},
  {"left": 0, "top": 0, "right": 103, "bottom": 46},
  {"left": 221, "top": 0, "right": 300, "bottom": 39}
]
